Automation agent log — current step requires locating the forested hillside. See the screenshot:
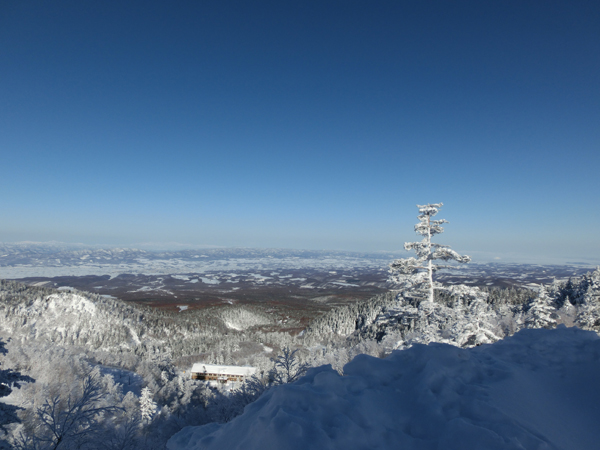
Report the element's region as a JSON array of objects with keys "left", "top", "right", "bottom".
[
  {"left": 307, "top": 268, "right": 600, "bottom": 351},
  {"left": 0, "top": 280, "right": 305, "bottom": 449},
  {"left": 1, "top": 267, "right": 599, "bottom": 448},
  {"left": 0, "top": 280, "right": 294, "bottom": 367}
]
